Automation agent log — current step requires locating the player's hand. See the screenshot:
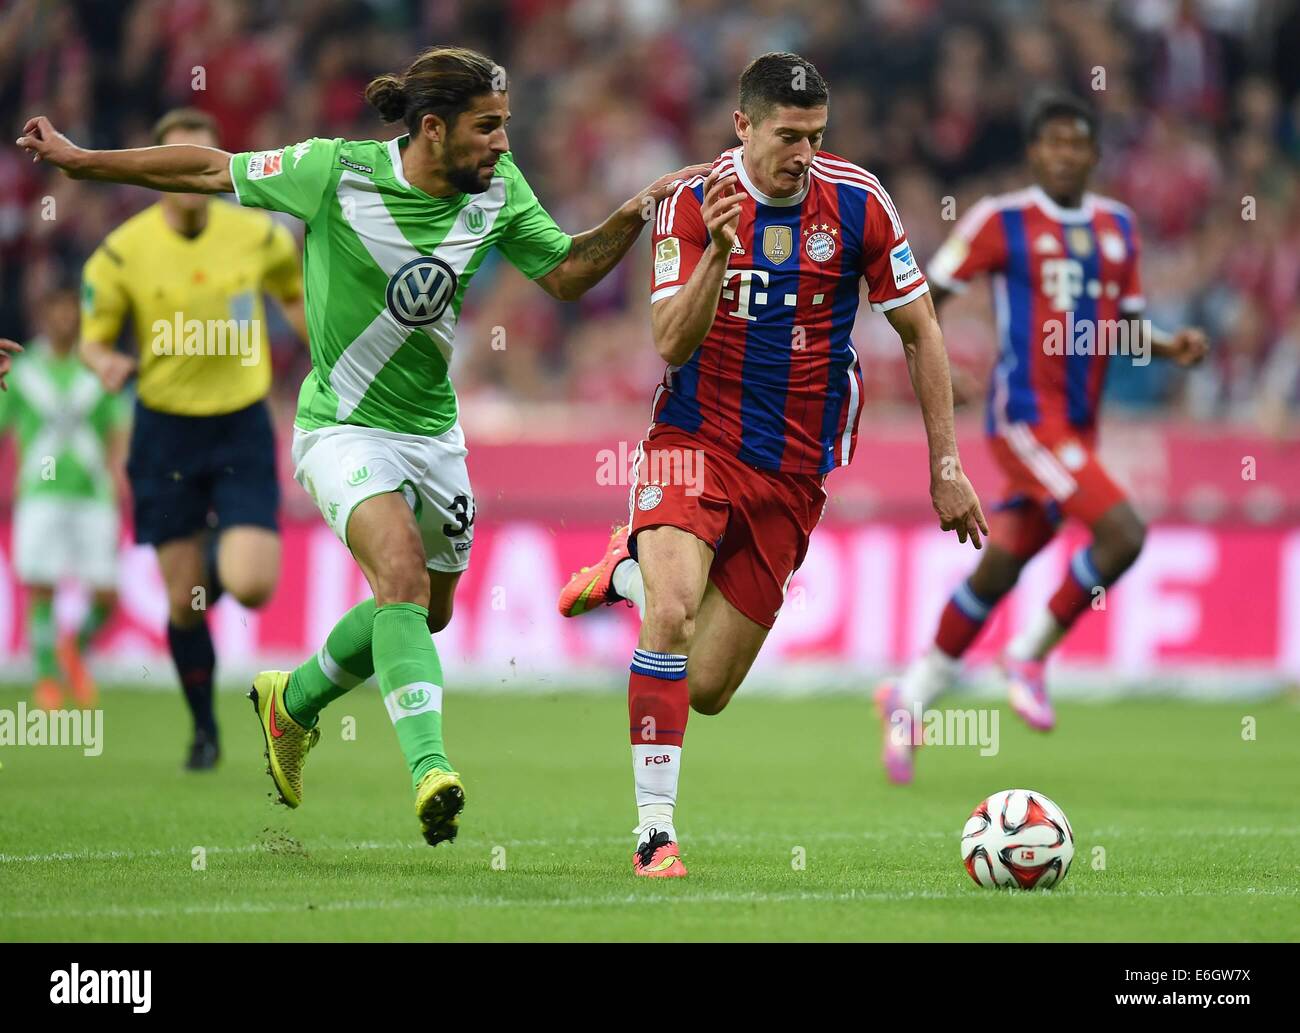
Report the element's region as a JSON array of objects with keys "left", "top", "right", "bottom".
[
  {"left": 88, "top": 350, "right": 137, "bottom": 393},
  {"left": 15, "top": 115, "right": 87, "bottom": 174},
  {"left": 0, "top": 338, "right": 22, "bottom": 391},
  {"left": 701, "top": 167, "right": 743, "bottom": 249},
  {"left": 1168, "top": 327, "right": 1209, "bottom": 367},
  {"left": 639, "top": 163, "right": 713, "bottom": 206},
  {"left": 931, "top": 467, "right": 989, "bottom": 550}
]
